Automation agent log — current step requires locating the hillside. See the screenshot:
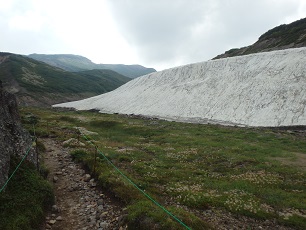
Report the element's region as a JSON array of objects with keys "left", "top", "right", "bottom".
[
  {"left": 28, "top": 54, "right": 95, "bottom": 72},
  {"left": 214, "top": 17, "right": 306, "bottom": 59},
  {"left": 54, "top": 47, "right": 306, "bottom": 127},
  {"left": 28, "top": 54, "right": 156, "bottom": 78},
  {"left": 77, "top": 69, "right": 131, "bottom": 92},
  {"left": 0, "top": 53, "right": 130, "bottom": 106}
]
